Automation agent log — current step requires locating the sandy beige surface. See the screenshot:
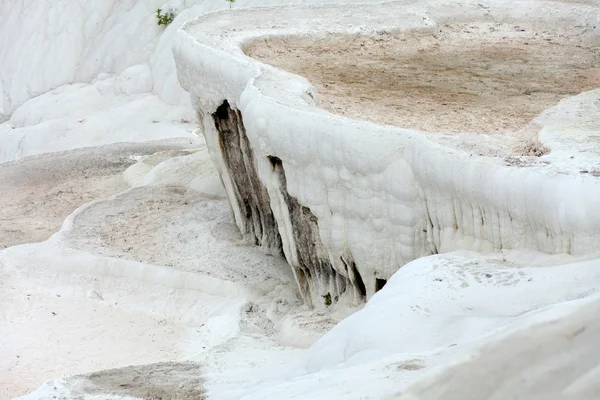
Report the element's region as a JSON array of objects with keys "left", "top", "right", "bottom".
[
  {"left": 246, "top": 22, "right": 600, "bottom": 135},
  {"left": 0, "top": 139, "right": 196, "bottom": 249}
]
